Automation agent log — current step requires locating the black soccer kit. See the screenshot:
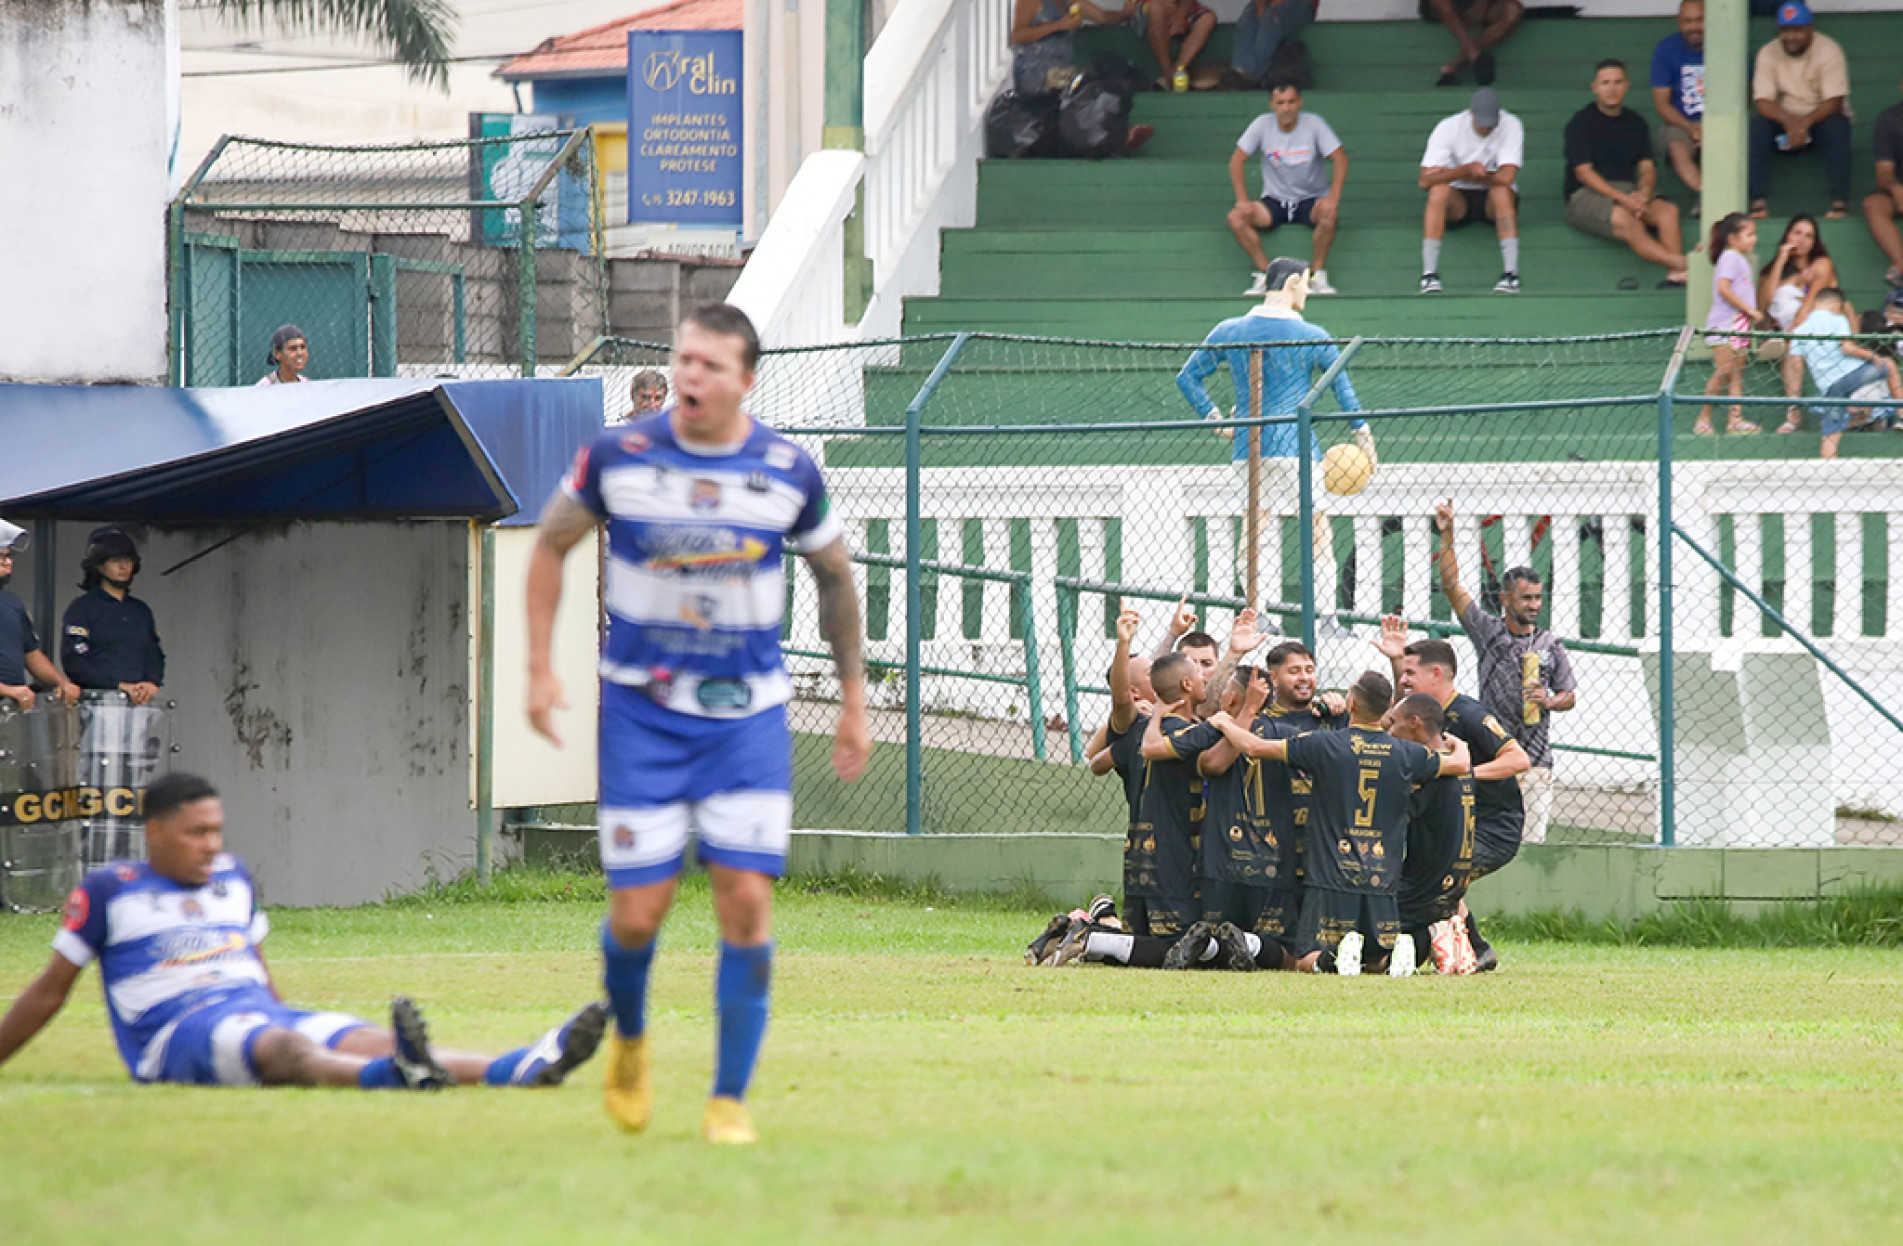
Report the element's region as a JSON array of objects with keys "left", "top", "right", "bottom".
[
  {"left": 1126, "top": 714, "right": 1220, "bottom": 937},
  {"left": 1284, "top": 725, "right": 1442, "bottom": 956},
  {"left": 1398, "top": 771, "right": 1476, "bottom": 932},
  {"left": 1440, "top": 693, "right": 1524, "bottom": 877}
]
